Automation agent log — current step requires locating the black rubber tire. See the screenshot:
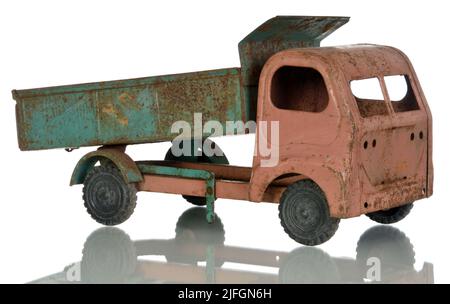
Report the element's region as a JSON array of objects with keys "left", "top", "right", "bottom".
[
  {"left": 81, "top": 227, "right": 137, "bottom": 283},
  {"left": 366, "top": 203, "right": 414, "bottom": 224},
  {"left": 83, "top": 165, "right": 137, "bottom": 226},
  {"left": 279, "top": 179, "right": 339, "bottom": 246},
  {"left": 165, "top": 139, "right": 228, "bottom": 206},
  {"left": 182, "top": 197, "right": 207, "bottom": 206},
  {"left": 278, "top": 247, "right": 339, "bottom": 283},
  {"left": 356, "top": 225, "right": 415, "bottom": 282}
]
